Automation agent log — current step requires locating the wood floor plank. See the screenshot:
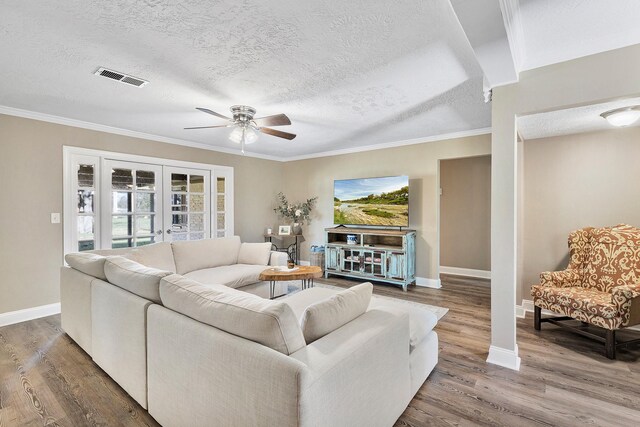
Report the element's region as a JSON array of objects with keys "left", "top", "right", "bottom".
[{"left": 1, "top": 274, "right": 639, "bottom": 426}]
